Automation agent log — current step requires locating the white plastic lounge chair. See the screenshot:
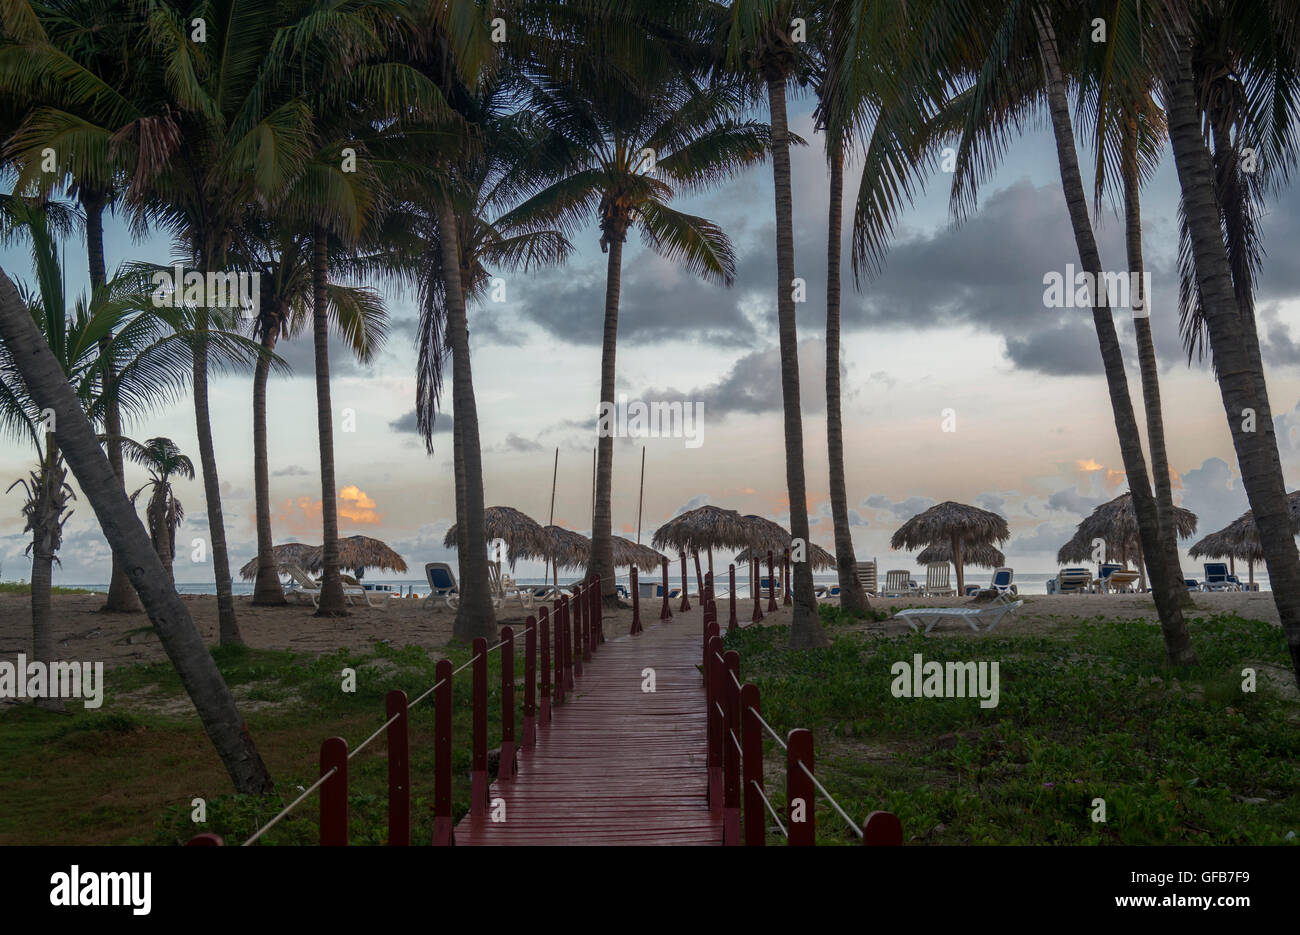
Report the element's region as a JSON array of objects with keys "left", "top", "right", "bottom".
[
  {"left": 854, "top": 561, "right": 878, "bottom": 597},
  {"left": 340, "top": 573, "right": 390, "bottom": 609},
  {"left": 923, "top": 562, "right": 954, "bottom": 597},
  {"left": 892, "top": 592, "right": 1024, "bottom": 635},
  {"left": 1056, "top": 567, "right": 1092, "bottom": 594},
  {"left": 1090, "top": 563, "right": 1121, "bottom": 593},
  {"left": 990, "top": 567, "right": 1016, "bottom": 595},
  {"left": 488, "top": 560, "right": 533, "bottom": 610},
  {"left": 1201, "top": 562, "right": 1234, "bottom": 592},
  {"left": 423, "top": 562, "right": 458, "bottom": 609},
  {"left": 281, "top": 563, "right": 322, "bottom": 607},
  {"left": 882, "top": 569, "right": 912, "bottom": 598}
]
